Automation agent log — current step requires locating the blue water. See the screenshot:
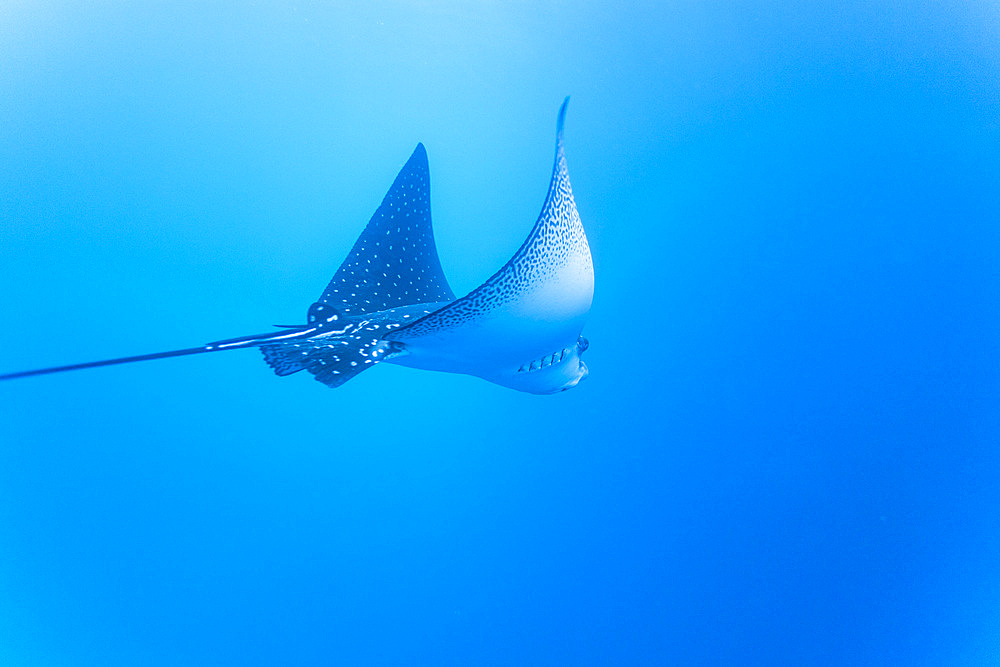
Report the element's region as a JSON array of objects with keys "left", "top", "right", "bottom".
[{"left": 1, "top": 3, "right": 998, "bottom": 664}]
